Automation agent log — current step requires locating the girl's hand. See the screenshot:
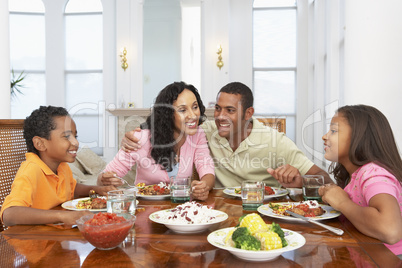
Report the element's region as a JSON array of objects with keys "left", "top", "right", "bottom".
[
  {"left": 191, "top": 180, "right": 210, "bottom": 201},
  {"left": 97, "top": 172, "right": 123, "bottom": 187},
  {"left": 319, "top": 184, "right": 350, "bottom": 210}
]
